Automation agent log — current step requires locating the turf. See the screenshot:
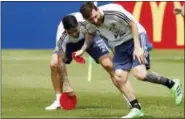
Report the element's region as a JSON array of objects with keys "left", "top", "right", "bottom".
[{"left": 1, "top": 49, "right": 184, "bottom": 118}]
